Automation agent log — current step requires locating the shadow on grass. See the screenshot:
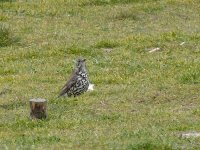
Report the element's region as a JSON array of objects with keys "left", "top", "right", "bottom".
[
  {"left": 0, "top": 24, "right": 20, "bottom": 47},
  {"left": 94, "top": 40, "right": 120, "bottom": 49},
  {"left": 109, "top": 8, "right": 139, "bottom": 21},
  {"left": 179, "top": 70, "right": 200, "bottom": 84},
  {"left": 0, "top": 88, "right": 11, "bottom": 96},
  {"left": 0, "top": 0, "right": 13, "bottom": 2},
  {"left": 0, "top": 101, "right": 26, "bottom": 110},
  {"left": 127, "top": 141, "right": 172, "bottom": 150},
  {"left": 81, "top": 0, "right": 159, "bottom": 6}
]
